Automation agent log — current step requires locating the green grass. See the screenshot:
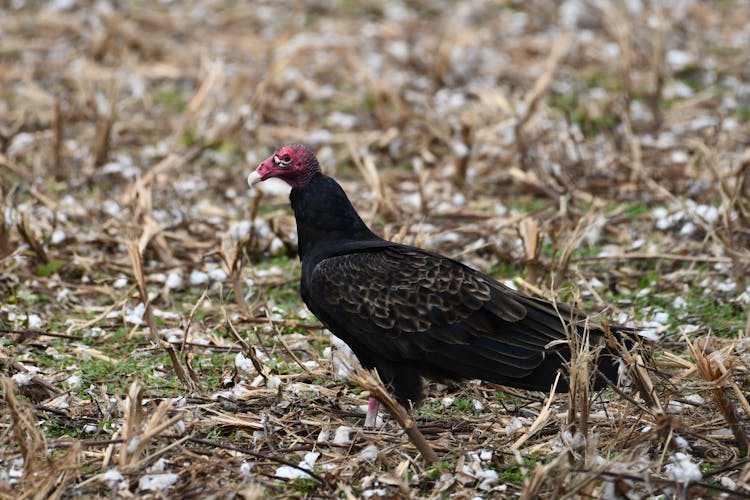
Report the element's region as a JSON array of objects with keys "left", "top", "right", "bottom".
[
  {"left": 289, "top": 477, "right": 320, "bottom": 495},
  {"left": 36, "top": 260, "right": 63, "bottom": 277},
  {"left": 507, "top": 196, "right": 552, "bottom": 214},
  {"left": 424, "top": 460, "right": 454, "bottom": 480},
  {"left": 498, "top": 455, "right": 538, "bottom": 487},
  {"left": 154, "top": 83, "right": 187, "bottom": 113},
  {"left": 733, "top": 106, "right": 750, "bottom": 122},
  {"left": 548, "top": 92, "right": 621, "bottom": 138},
  {"left": 619, "top": 201, "right": 655, "bottom": 218}
]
